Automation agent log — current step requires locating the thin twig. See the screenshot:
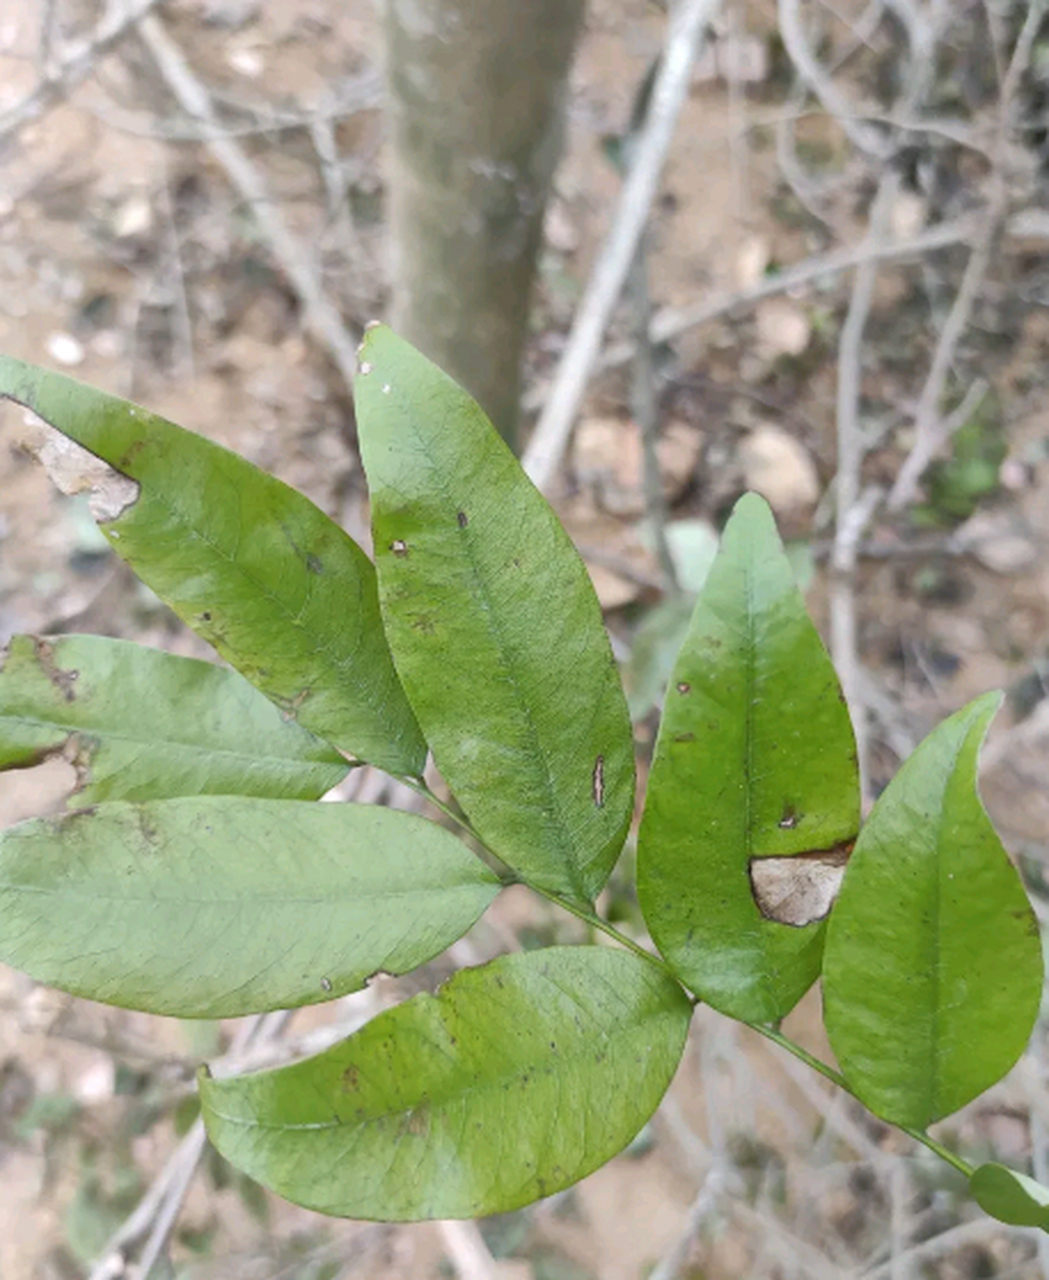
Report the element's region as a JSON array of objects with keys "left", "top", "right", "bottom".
[
  {"left": 649, "top": 216, "right": 977, "bottom": 348},
  {"left": 135, "top": 12, "right": 361, "bottom": 393},
  {"left": 778, "top": 0, "right": 890, "bottom": 156},
  {"left": 831, "top": 175, "right": 898, "bottom": 801},
  {"left": 87, "top": 1011, "right": 287, "bottom": 1280},
  {"left": 522, "top": 0, "right": 723, "bottom": 492},
  {"left": 887, "top": 0, "right": 1046, "bottom": 509},
  {"left": 629, "top": 240, "right": 679, "bottom": 593},
  {"left": 648, "top": 1166, "right": 732, "bottom": 1280},
  {"left": 0, "top": 0, "right": 163, "bottom": 145},
  {"left": 437, "top": 1220, "right": 498, "bottom": 1280},
  {"left": 861, "top": 1217, "right": 1043, "bottom": 1279}
]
